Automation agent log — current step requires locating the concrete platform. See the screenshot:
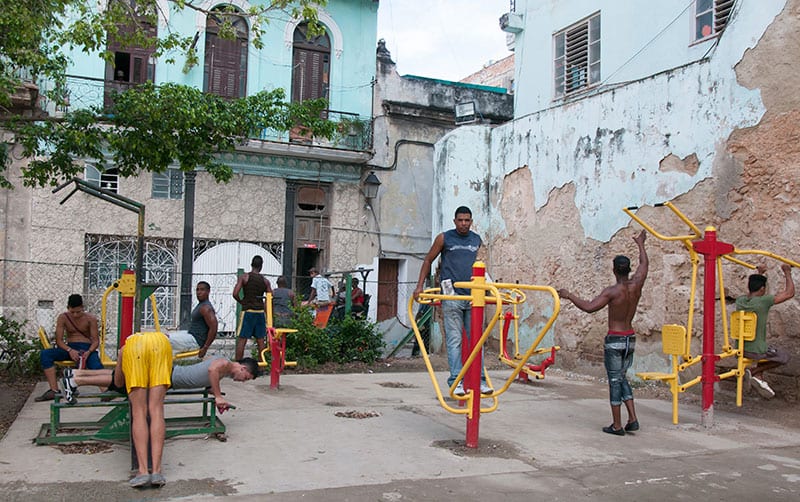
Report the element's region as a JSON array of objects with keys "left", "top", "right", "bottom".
[{"left": 1, "top": 368, "right": 799, "bottom": 501}]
